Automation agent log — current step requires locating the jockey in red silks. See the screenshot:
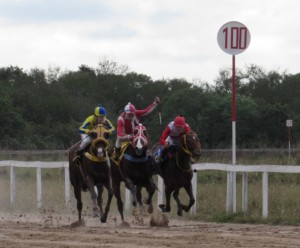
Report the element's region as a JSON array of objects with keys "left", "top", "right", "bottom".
[
  {"left": 154, "top": 115, "right": 191, "bottom": 163},
  {"left": 114, "top": 97, "right": 160, "bottom": 160}
]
